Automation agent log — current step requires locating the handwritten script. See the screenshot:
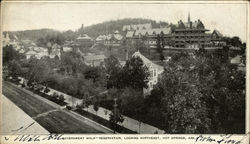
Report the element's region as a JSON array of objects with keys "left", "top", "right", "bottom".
[
  {"left": 4, "top": 134, "right": 65, "bottom": 142},
  {"left": 195, "top": 134, "right": 245, "bottom": 144}
]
